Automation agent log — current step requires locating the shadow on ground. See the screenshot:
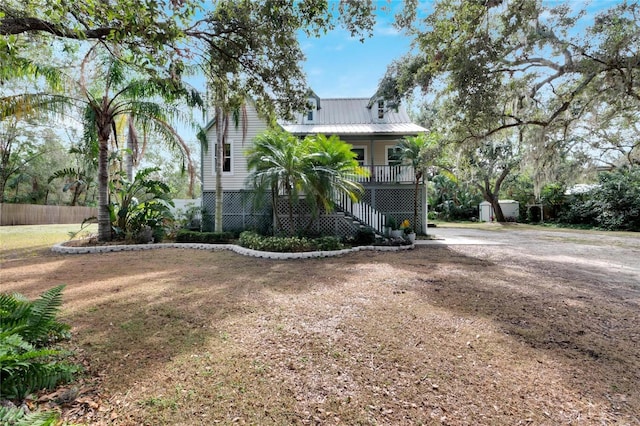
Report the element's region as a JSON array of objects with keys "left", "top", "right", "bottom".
[{"left": 2, "top": 244, "right": 638, "bottom": 424}]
